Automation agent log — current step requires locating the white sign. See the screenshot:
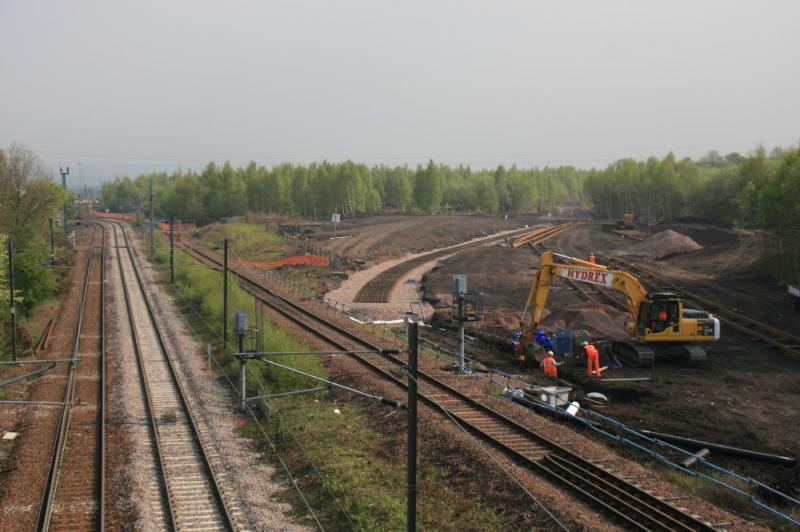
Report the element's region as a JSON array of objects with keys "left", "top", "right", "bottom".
[
  {"left": 331, "top": 213, "right": 340, "bottom": 223},
  {"left": 559, "top": 268, "right": 614, "bottom": 287}
]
